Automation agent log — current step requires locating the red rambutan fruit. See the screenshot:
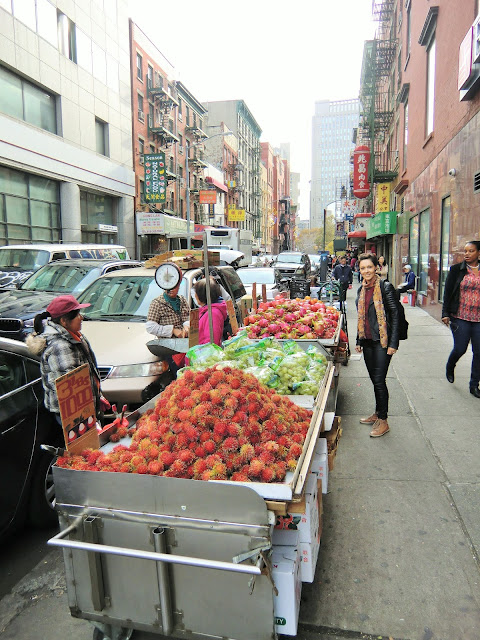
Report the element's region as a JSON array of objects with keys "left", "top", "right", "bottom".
[
  {"left": 136, "top": 463, "right": 148, "bottom": 474},
  {"left": 213, "top": 421, "right": 227, "bottom": 438},
  {"left": 193, "top": 458, "right": 208, "bottom": 476},
  {"left": 247, "top": 459, "right": 265, "bottom": 478},
  {"left": 109, "top": 432, "right": 121, "bottom": 443},
  {"left": 260, "top": 466, "right": 275, "bottom": 483},
  {"left": 147, "top": 460, "right": 163, "bottom": 475},
  {"left": 159, "top": 451, "right": 176, "bottom": 467},
  {"left": 203, "top": 439, "right": 216, "bottom": 454},
  {"left": 222, "top": 437, "right": 239, "bottom": 452},
  {"left": 194, "top": 445, "right": 206, "bottom": 458},
  {"left": 231, "top": 472, "right": 249, "bottom": 482},
  {"left": 178, "top": 449, "right": 195, "bottom": 465},
  {"left": 193, "top": 372, "right": 207, "bottom": 386}
]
